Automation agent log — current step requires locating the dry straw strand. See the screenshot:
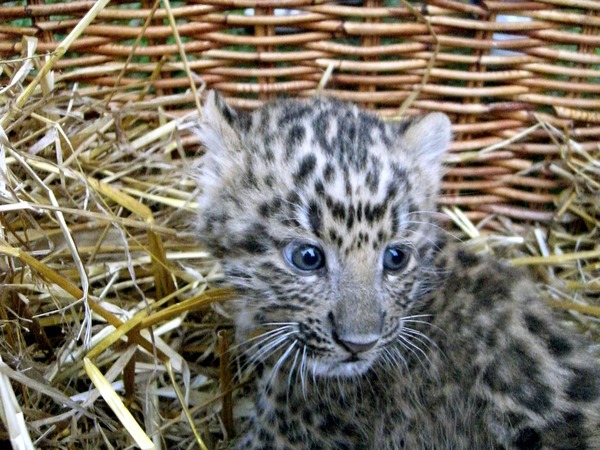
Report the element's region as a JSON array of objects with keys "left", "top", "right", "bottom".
[
  {"left": 0, "top": 356, "right": 34, "bottom": 450},
  {"left": 84, "top": 358, "right": 156, "bottom": 450}
]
